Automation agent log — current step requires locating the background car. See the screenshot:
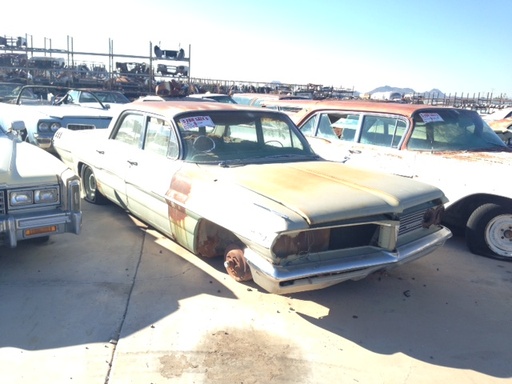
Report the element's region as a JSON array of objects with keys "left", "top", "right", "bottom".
[
  {"left": 56, "top": 88, "right": 131, "bottom": 107},
  {"left": 231, "top": 93, "right": 309, "bottom": 107},
  {"left": 0, "top": 82, "right": 24, "bottom": 102},
  {"left": 7, "top": 85, "right": 115, "bottom": 153},
  {"left": 52, "top": 101, "right": 451, "bottom": 294},
  {"left": 187, "top": 92, "right": 237, "bottom": 103},
  {"left": 482, "top": 107, "right": 512, "bottom": 145},
  {"left": 285, "top": 99, "right": 512, "bottom": 261},
  {"left": 0, "top": 104, "right": 82, "bottom": 247}
]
